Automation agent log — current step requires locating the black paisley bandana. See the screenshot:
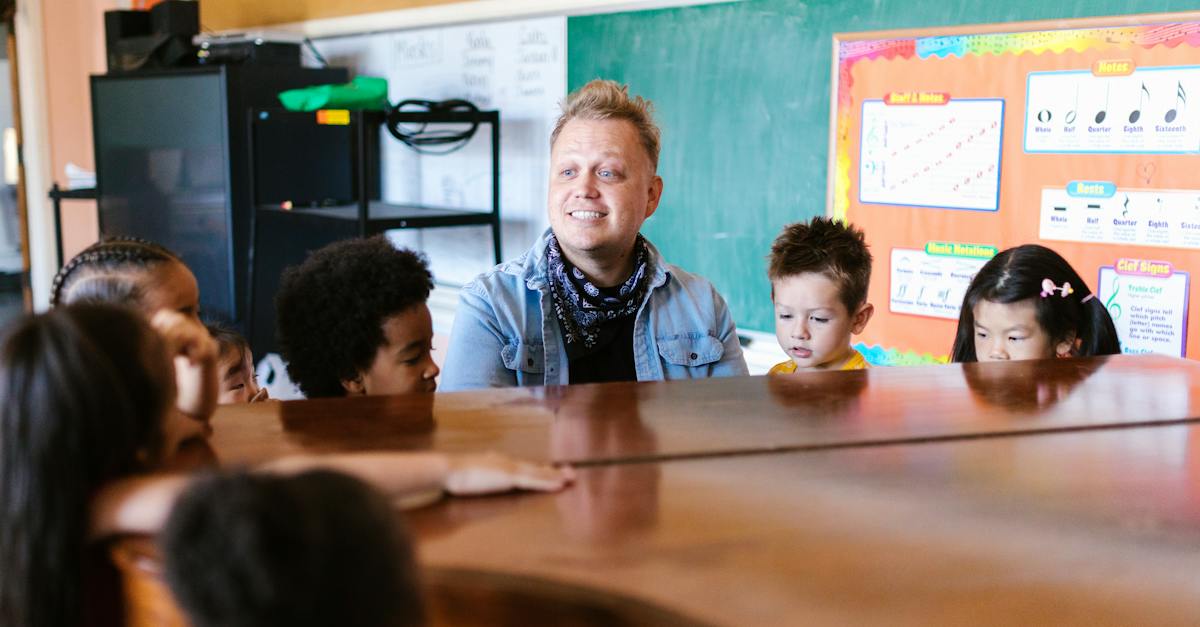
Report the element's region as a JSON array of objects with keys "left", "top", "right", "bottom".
[{"left": 546, "top": 232, "right": 650, "bottom": 352}]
